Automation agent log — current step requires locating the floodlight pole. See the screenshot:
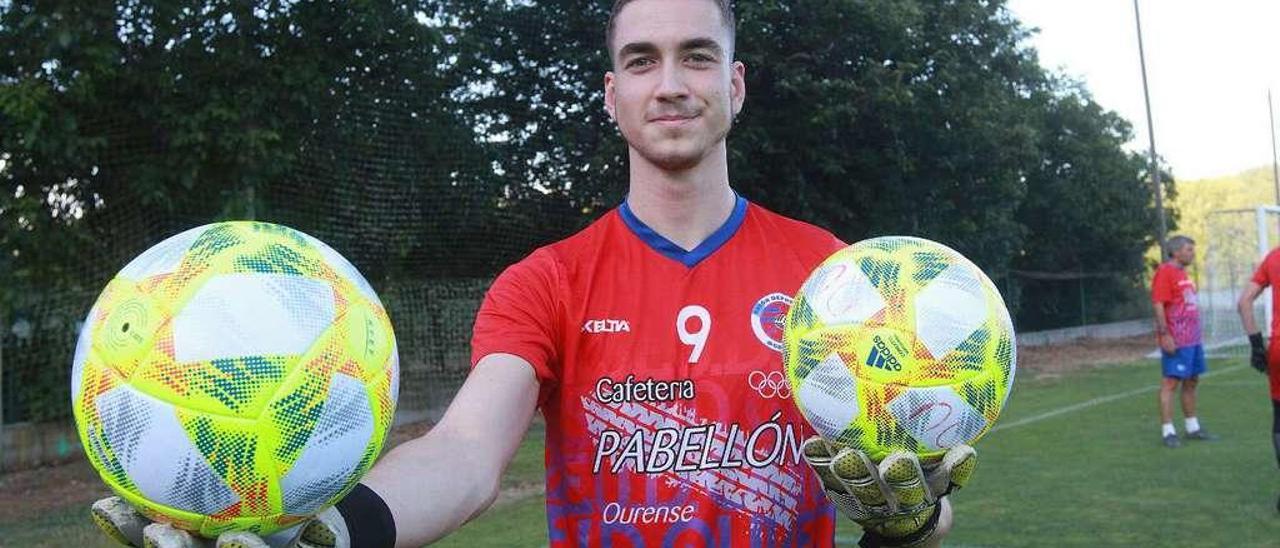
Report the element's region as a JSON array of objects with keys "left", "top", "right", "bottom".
[{"left": 1134, "top": 0, "right": 1167, "bottom": 250}]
